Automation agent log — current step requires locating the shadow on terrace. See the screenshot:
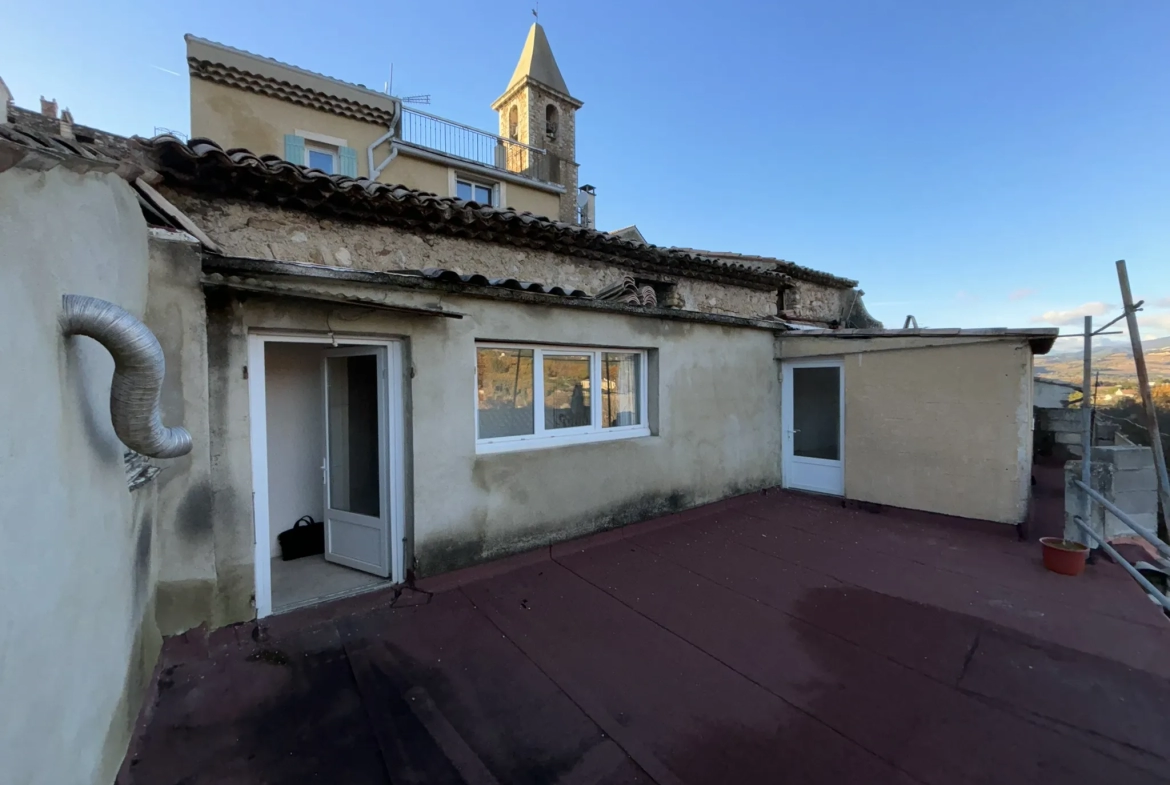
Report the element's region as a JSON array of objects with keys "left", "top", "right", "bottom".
[{"left": 119, "top": 471, "right": 1170, "bottom": 785}]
